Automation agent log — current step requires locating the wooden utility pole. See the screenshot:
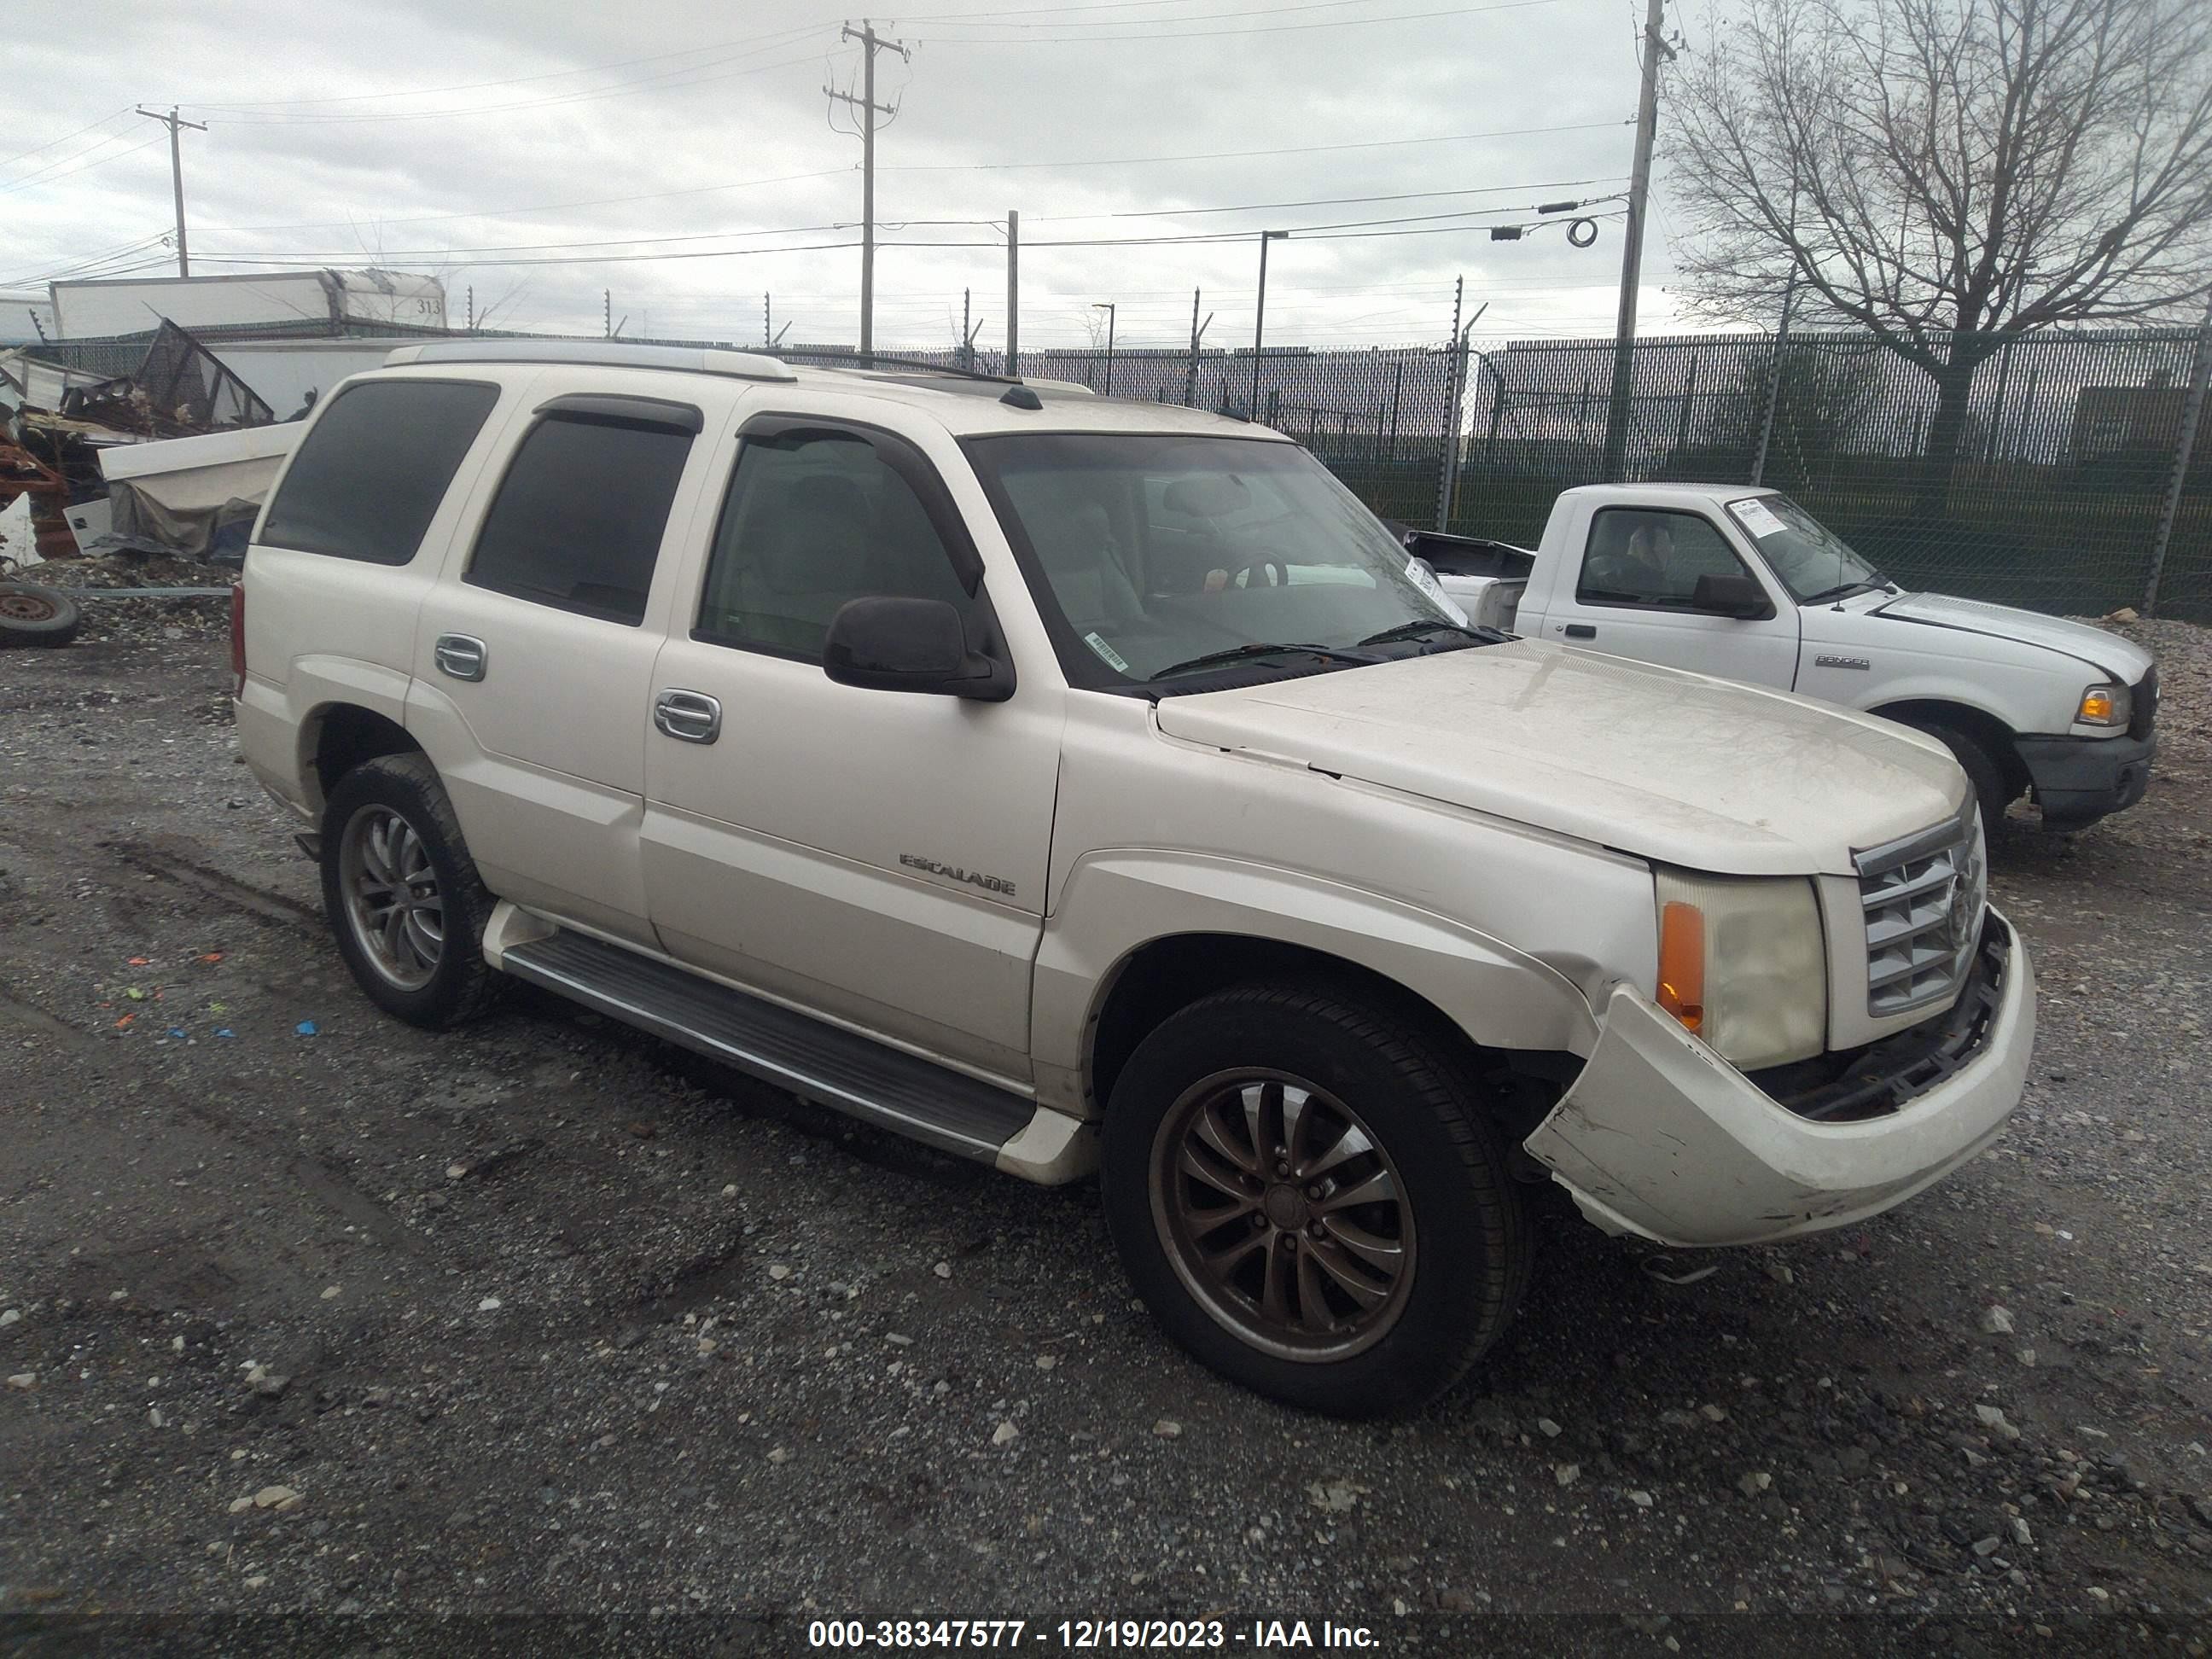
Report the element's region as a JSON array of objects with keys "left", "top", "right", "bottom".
[
  {"left": 137, "top": 107, "right": 207, "bottom": 278},
  {"left": 1601, "top": 0, "right": 1674, "bottom": 480},
  {"left": 826, "top": 20, "right": 909, "bottom": 358}
]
